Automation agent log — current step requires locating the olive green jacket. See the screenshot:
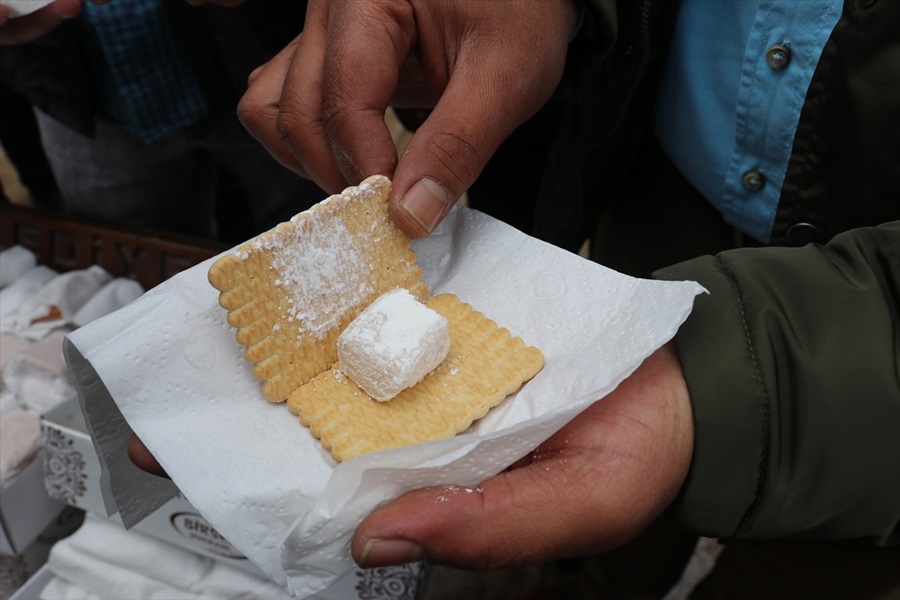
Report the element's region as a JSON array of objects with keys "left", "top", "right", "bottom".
[
  {"left": 552, "top": 0, "right": 900, "bottom": 545},
  {"left": 658, "top": 223, "right": 900, "bottom": 547}
]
